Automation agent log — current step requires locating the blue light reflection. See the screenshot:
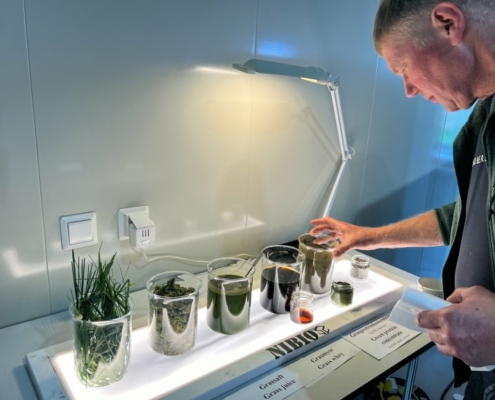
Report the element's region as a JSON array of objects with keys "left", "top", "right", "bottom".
[{"left": 257, "top": 40, "right": 297, "bottom": 59}]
